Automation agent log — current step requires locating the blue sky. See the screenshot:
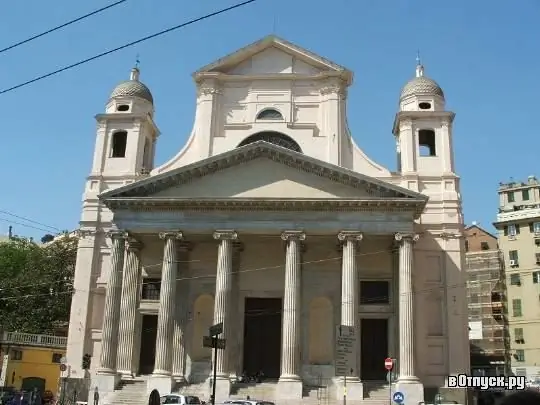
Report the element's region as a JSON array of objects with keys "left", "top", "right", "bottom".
[{"left": 1, "top": 0, "right": 539, "bottom": 239}]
